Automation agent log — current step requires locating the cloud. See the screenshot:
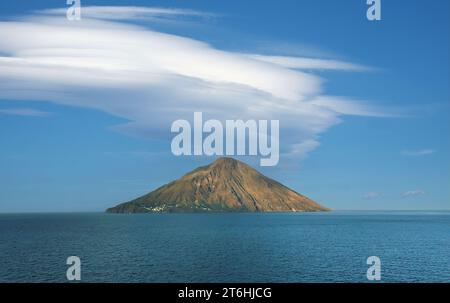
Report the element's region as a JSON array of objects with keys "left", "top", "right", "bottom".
[
  {"left": 248, "top": 55, "right": 370, "bottom": 71},
  {"left": 284, "top": 139, "right": 320, "bottom": 159},
  {"left": 0, "top": 108, "right": 51, "bottom": 117},
  {"left": 401, "top": 190, "right": 425, "bottom": 198},
  {"left": 362, "top": 192, "right": 381, "bottom": 200},
  {"left": 39, "top": 6, "right": 214, "bottom": 21},
  {"left": 0, "top": 6, "right": 393, "bottom": 163},
  {"left": 401, "top": 149, "right": 435, "bottom": 156}
]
